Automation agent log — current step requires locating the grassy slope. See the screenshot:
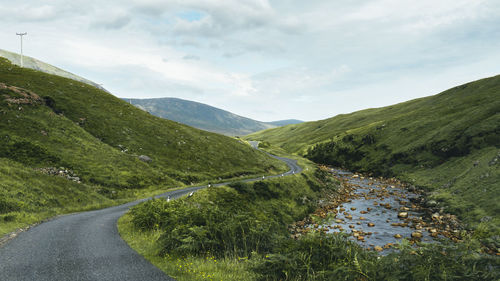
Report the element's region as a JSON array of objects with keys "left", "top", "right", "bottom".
[
  {"left": 0, "top": 158, "right": 115, "bottom": 235},
  {"left": 0, "top": 58, "right": 286, "bottom": 234},
  {"left": 247, "top": 75, "right": 500, "bottom": 232},
  {"left": 0, "top": 49, "right": 103, "bottom": 90}
]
